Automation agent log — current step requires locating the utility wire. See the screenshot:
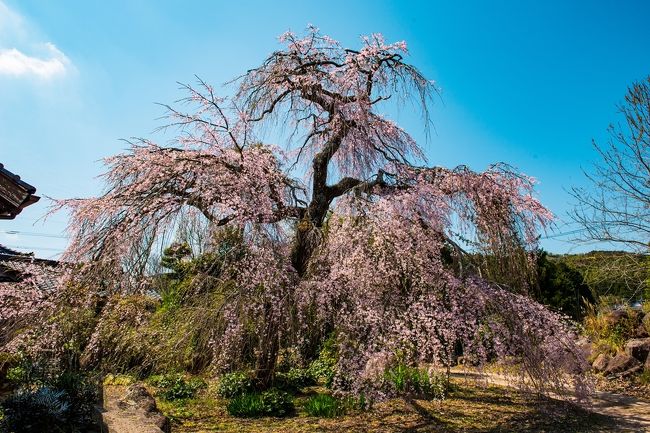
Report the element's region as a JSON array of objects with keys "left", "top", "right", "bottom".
[
  {"left": 2, "top": 230, "right": 68, "bottom": 239},
  {"left": 540, "top": 228, "right": 588, "bottom": 240},
  {"left": 4, "top": 245, "right": 65, "bottom": 252}
]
